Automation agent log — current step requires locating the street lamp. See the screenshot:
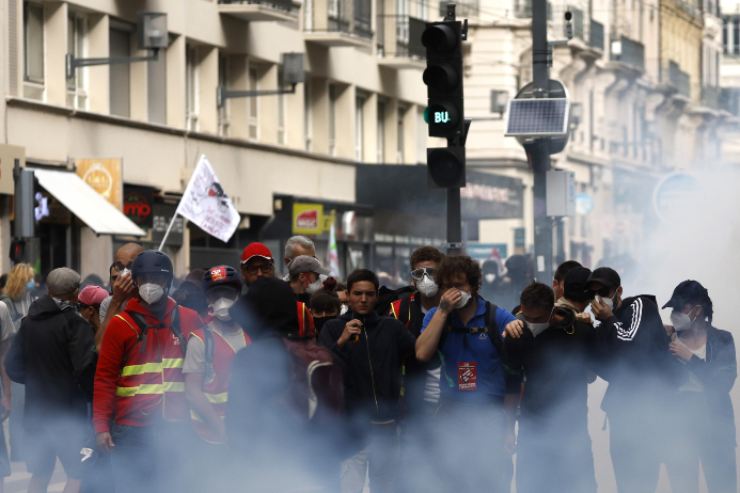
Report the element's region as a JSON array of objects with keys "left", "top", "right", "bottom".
[
  {"left": 217, "top": 53, "right": 305, "bottom": 108},
  {"left": 66, "top": 12, "right": 167, "bottom": 79}
]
